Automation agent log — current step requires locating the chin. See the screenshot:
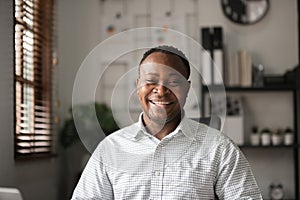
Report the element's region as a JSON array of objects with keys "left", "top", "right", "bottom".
[
  {"left": 149, "top": 111, "right": 182, "bottom": 124},
  {"left": 150, "top": 117, "right": 168, "bottom": 125}
]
